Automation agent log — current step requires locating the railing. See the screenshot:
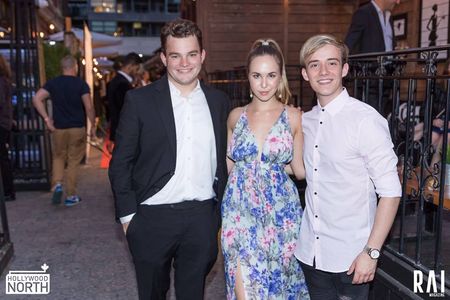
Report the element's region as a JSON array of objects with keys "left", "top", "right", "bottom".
[
  {"left": 208, "top": 45, "right": 450, "bottom": 298},
  {"left": 9, "top": 0, "right": 51, "bottom": 190}
]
